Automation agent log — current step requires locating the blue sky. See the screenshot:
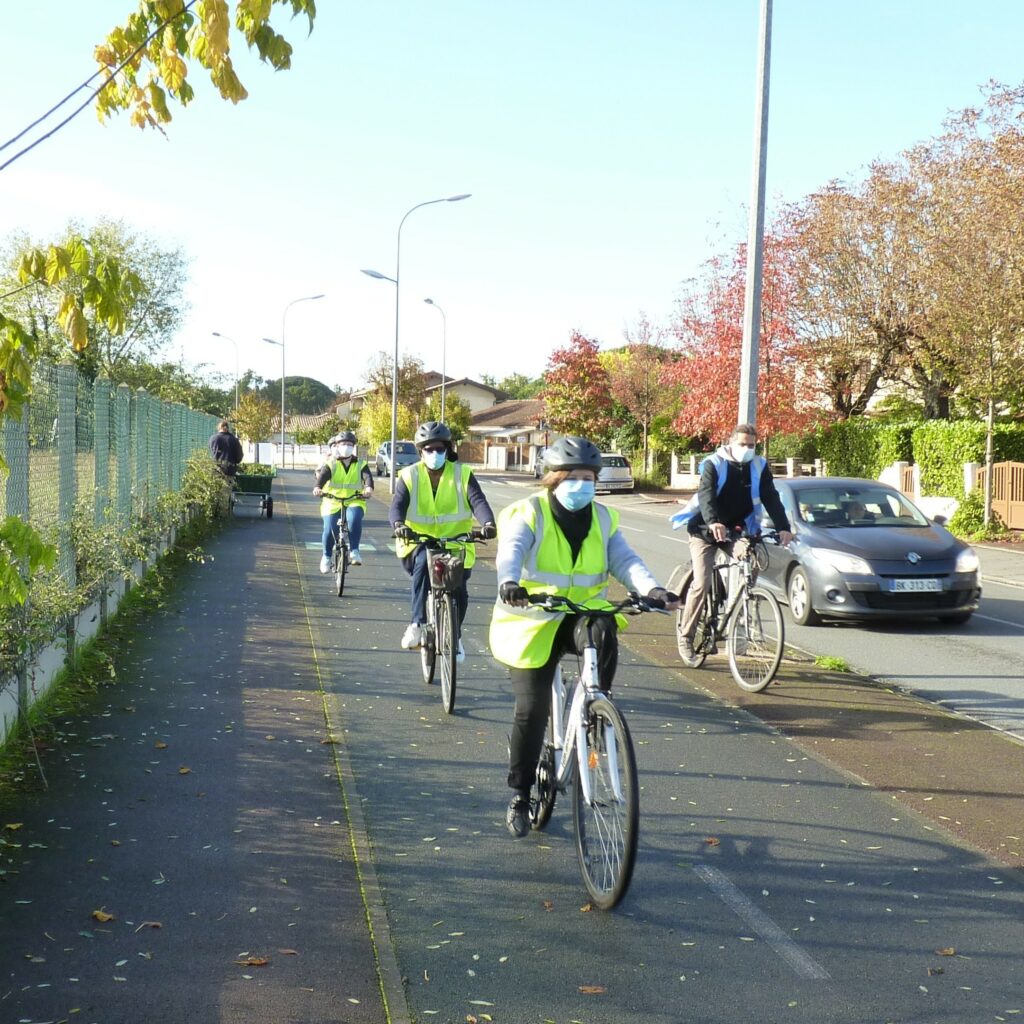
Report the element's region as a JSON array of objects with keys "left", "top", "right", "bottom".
[{"left": 2, "top": 2, "right": 1023, "bottom": 394}]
